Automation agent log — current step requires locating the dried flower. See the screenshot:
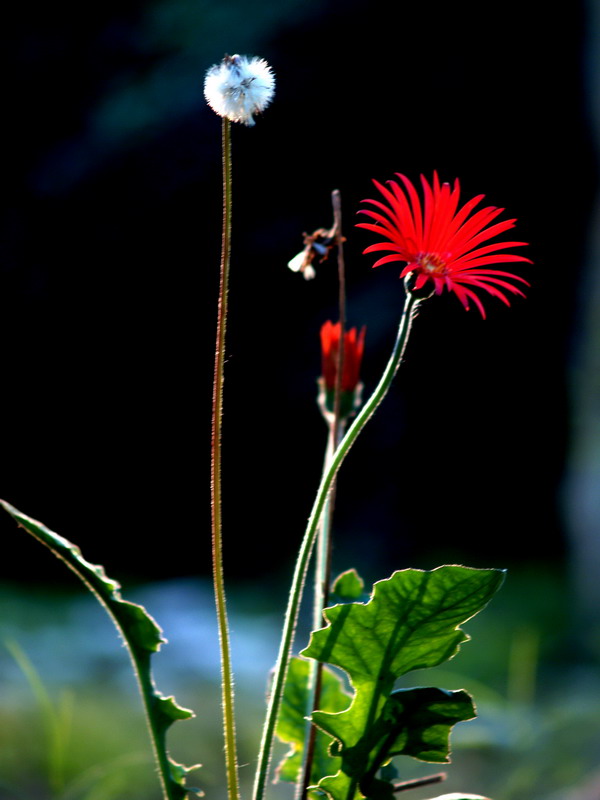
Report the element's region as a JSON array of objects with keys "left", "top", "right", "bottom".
[
  {"left": 319, "top": 321, "right": 366, "bottom": 418},
  {"left": 357, "top": 172, "right": 531, "bottom": 318},
  {"left": 287, "top": 250, "right": 316, "bottom": 280},
  {"left": 287, "top": 227, "right": 340, "bottom": 281},
  {"left": 204, "top": 54, "right": 275, "bottom": 126}
]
